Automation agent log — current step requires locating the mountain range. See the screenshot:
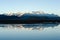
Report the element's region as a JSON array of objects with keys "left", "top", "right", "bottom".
[{"left": 0, "top": 12, "right": 60, "bottom": 23}]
